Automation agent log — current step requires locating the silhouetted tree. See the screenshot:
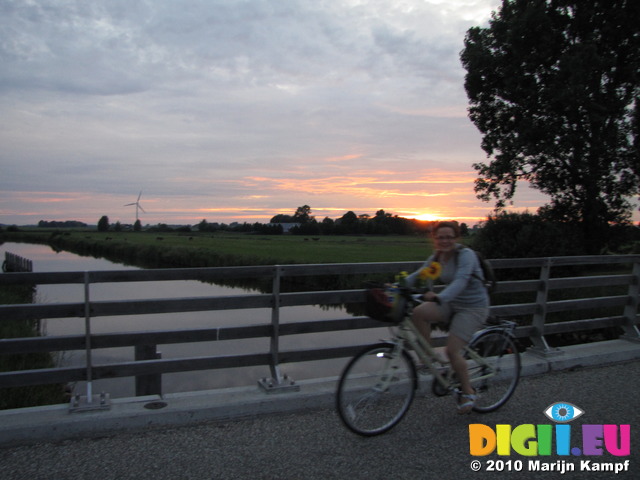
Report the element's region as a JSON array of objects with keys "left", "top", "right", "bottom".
[
  {"left": 461, "top": 0, "right": 640, "bottom": 253},
  {"left": 270, "top": 214, "right": 295, "bottom": 223},
  {"left": 197, "top": 219, "right": 209, "bottom": 232},
  {"left": 293, "top": 205, "right": 314, "bottom": 223},
  {"left": 320, "top": 217, "right": 335, "bottom": 234},
  {"left": 340, "top": 211, "right": 358, "bottom": 225},
  {"left": 97, "top": 216, "right": 109, "bottom": 232}
]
